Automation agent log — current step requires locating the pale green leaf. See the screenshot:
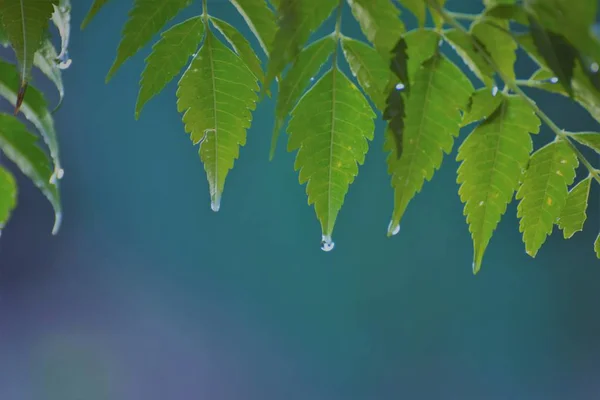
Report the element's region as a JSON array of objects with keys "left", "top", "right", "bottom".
[
  {"left": 444, "top": 28, "right": 495, "bottom": 87},
  {"left": 210, "top": 16, "right": 263, "bottom": 83},
  {"left": 176, "top": 30, "right": 259, "bottom": 211},
  {"left": 107, "top": 0, "right": 192, "bottom": 82},
  {"left": 429, "top": 0, "right": 447, "bottom": 29},
  {"left": 347, "top": 0, "right": 405, "bottom": 57},
  {"left": 397, "top": 0, "right": 426, "bottom": 27},
  {"left": 461, "top": 87, "right": 502, "bottom": 126},
  {"left": 0, "top": 113, "right": 61, "bottom": 233},
  {"left": 81, "top": 0, "right": 111, "bottom": 29},
  {"left": 386, "top": 53, "right": 474, "bottom": 235},
  {"left": 0, "top": 166, "right": 17, "bottom": 229},
  {"left": 271, "top": 34, "right": 335, "bottom": 159},
  {"left": 472, "top": 19, "right": 517, "bottom": 82},
  {"left": 457, "top": 95, "right": 540, "bottom": 273},
  {"left": 51, "top": 0, "right": 70, "bottom": 69},
  {"left": 286, "top": 67, "right": 375, "bottom": 244},
  {"left": 0, "top": 60, "right": 61, "bottom": 178},
  {"left": 0, "top": 0, "right": 56, "bottom": 98},
  {"left": 264, "top": 0, "right": 337, "bottom": 90},
  {"left": 557, "top": 176, "right": 591, "bottom": 239},
  {"left": 341, "top": 36, "right": 389, "bottom": 111},
  {"left": 595, "top": 234, "right": 600, "bottom": 259},
  {"left": 229, "top": 0, "right": 276, "bottom": 55},
  {"left": 569, "top": 132, "right": 600, "bottom": 154},
  {"left": 516, "top": 140, "right": 578, "bottom": 257},
  {"left": 34, "top": 38, "right": 64, "bottom": 105},
  {"left": 136, "top": 16, "right": 204, "bottom": 120}
]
